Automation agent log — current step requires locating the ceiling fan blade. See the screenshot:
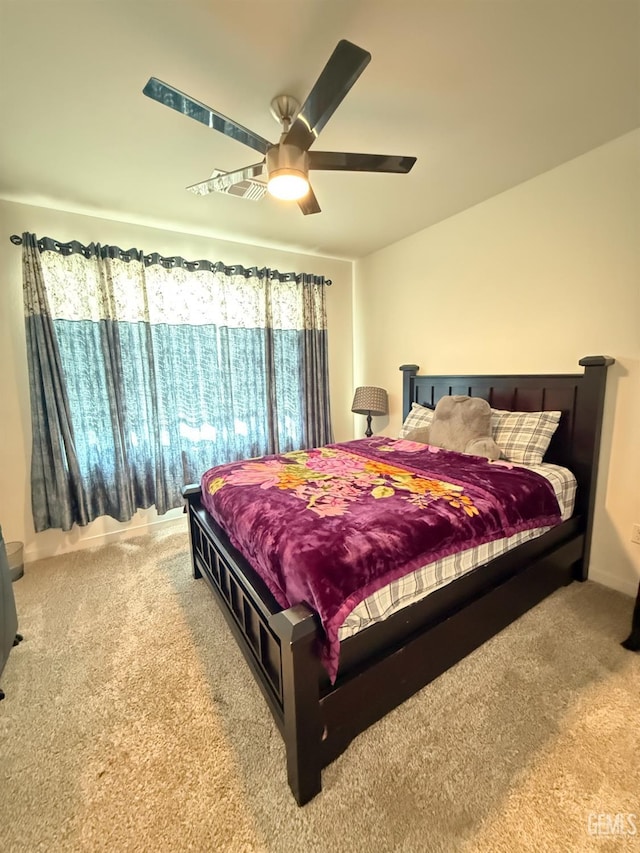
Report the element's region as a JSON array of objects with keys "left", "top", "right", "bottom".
[
  {"left": 298, "top": 186, "right": 321, "bottom": 215},
  {"left": 308, "top": 151, "right": 417, "bottom": 173},
  {"left": 143, "top": 78, "right": 272, "bottom": 155},
  {"left": 284, "top": 40, "right": 371, "bottom": 152},
  {"left": 187, "top": 163, "right": 266, "bottom": 200}
]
